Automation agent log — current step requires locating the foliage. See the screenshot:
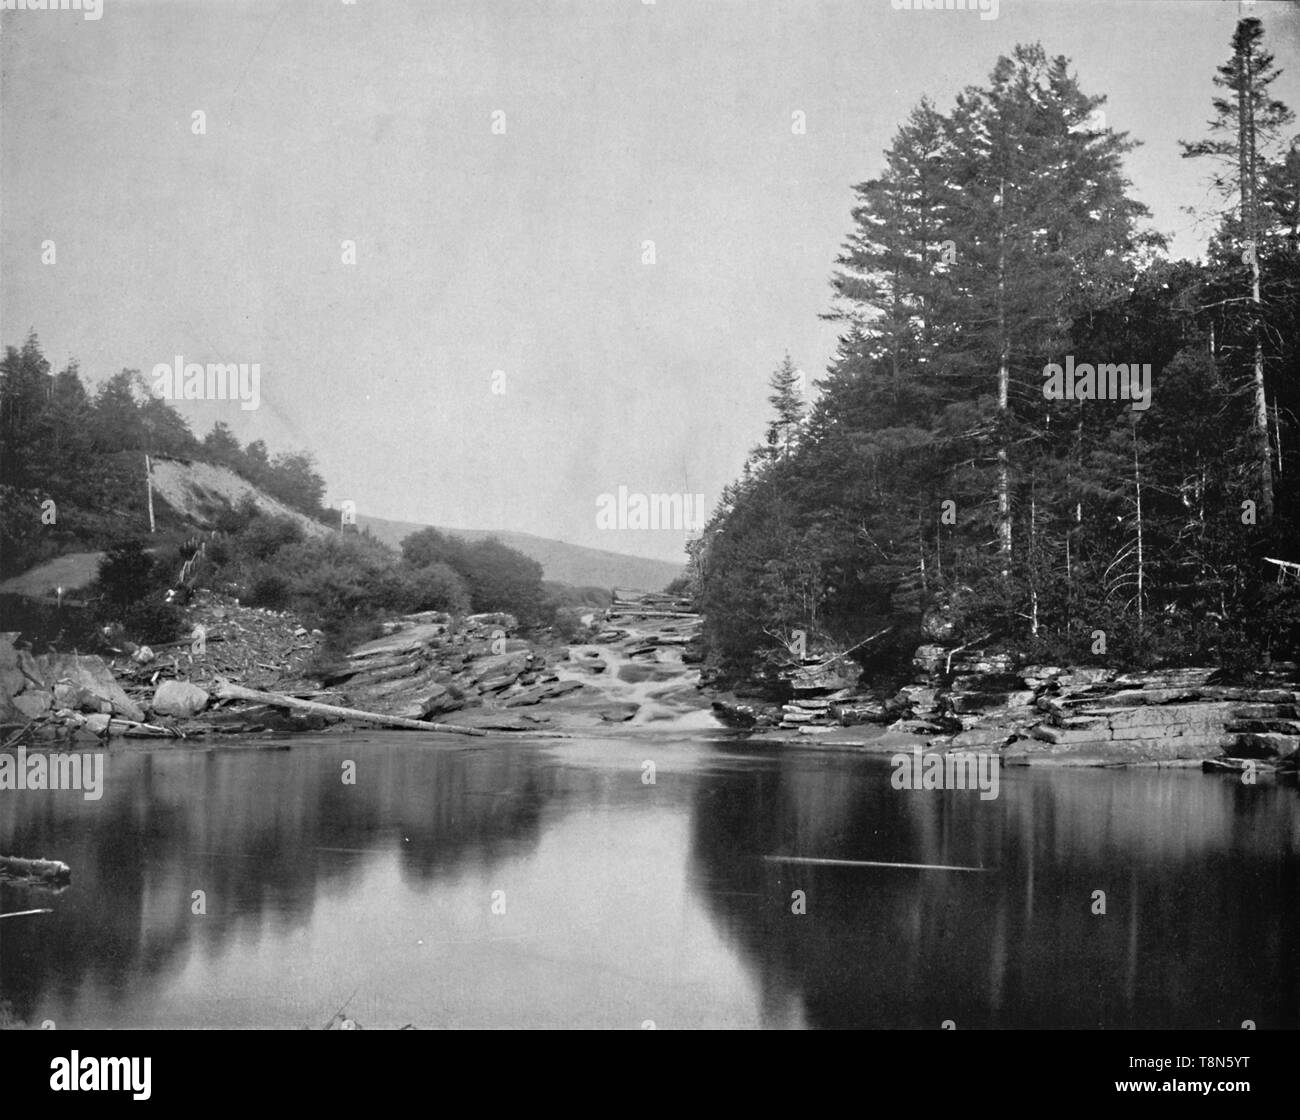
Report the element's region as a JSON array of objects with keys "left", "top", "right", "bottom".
[
  {"left": 97, "top": 540, "right": 159, "bottom": 606},
  {"left": 401, "top": 562, "right": 471, "bottom": 614},
  {"left": 0, "top": 335, "right": 329, "bottom": 573},
  {"left": 700, "top": 31, "right": 1300, "bottom": 678}
]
